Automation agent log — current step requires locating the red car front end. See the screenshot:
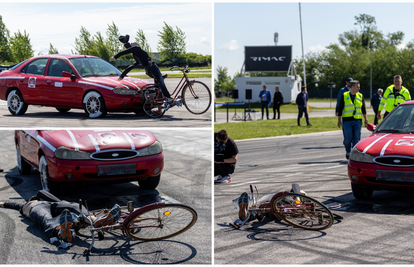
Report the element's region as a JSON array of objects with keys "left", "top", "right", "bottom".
[
  {"left": 16, "top": 130, "right": 164, "bottom": 193},
  {"left": 348, "top": 102, "right": 414, "bottom": 199}
]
